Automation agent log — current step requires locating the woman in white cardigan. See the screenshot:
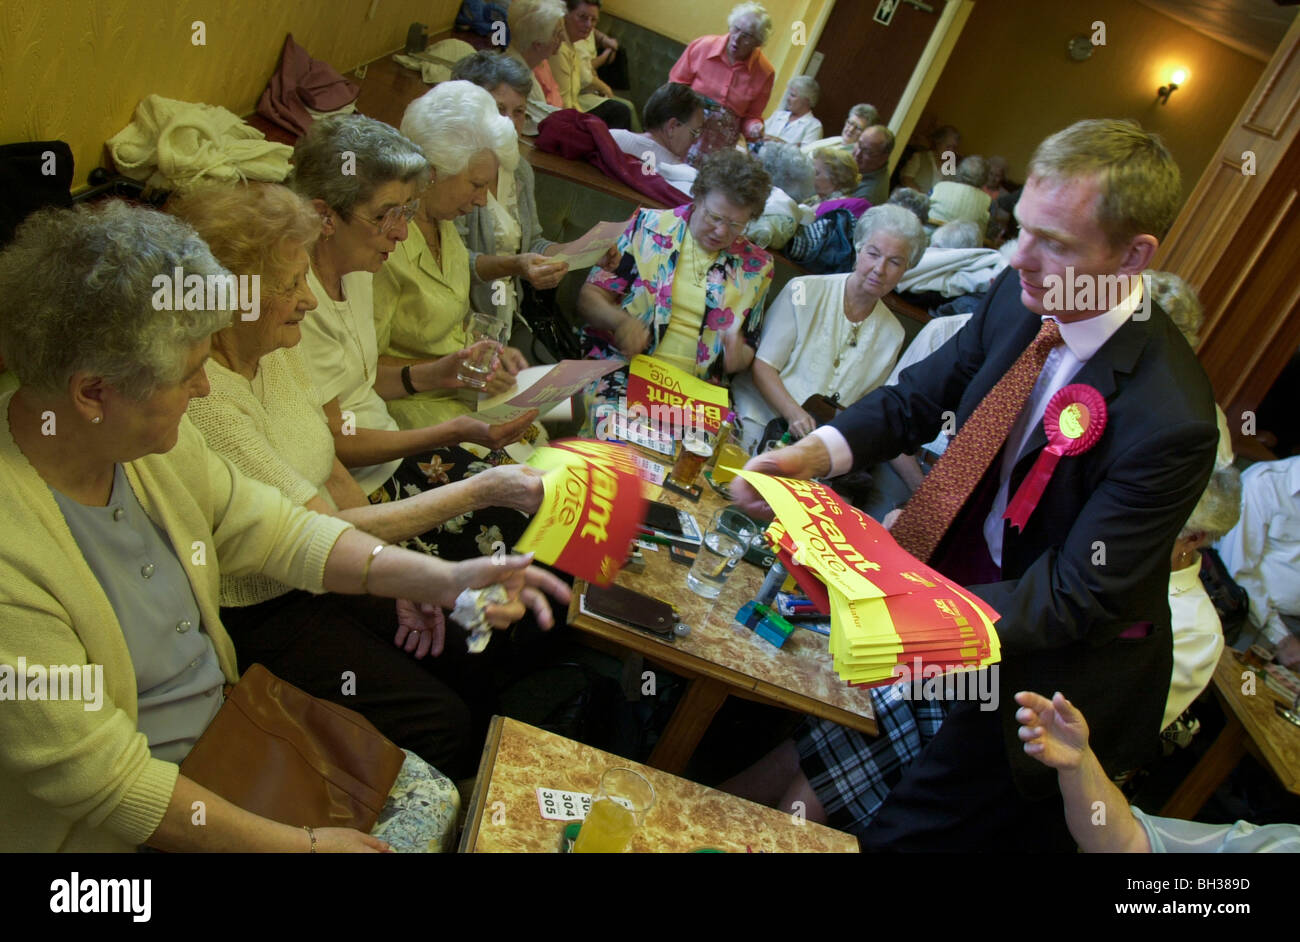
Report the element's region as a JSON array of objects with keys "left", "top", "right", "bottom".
[
  {"left": 732, "top": 204, "right": 926, "bottom": 451},
  {"left": 0, "top": 201, "right": 567, "bottom": 852}
]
